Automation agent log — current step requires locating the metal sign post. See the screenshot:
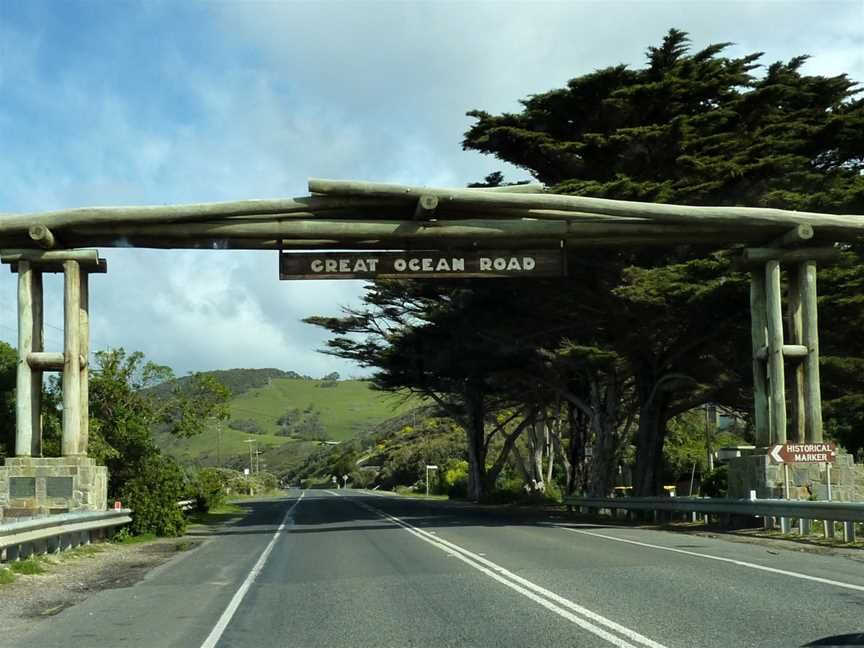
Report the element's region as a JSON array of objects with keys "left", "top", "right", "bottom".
[{"left": 425, "top": 465, "right": 438, "bottom": 497}]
